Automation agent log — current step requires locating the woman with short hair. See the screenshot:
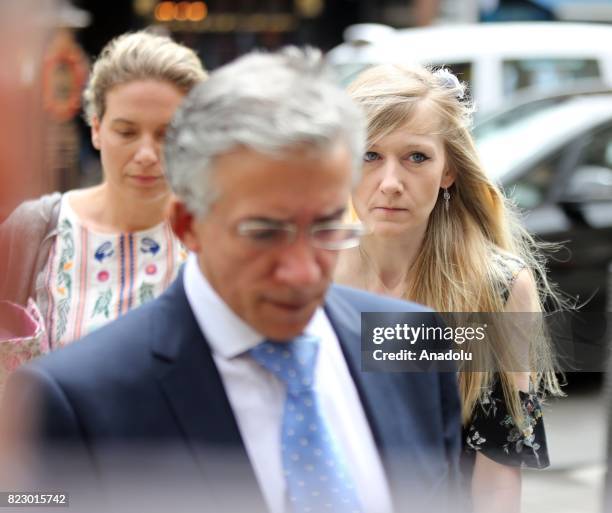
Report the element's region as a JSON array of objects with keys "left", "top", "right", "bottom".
[{"left": 0, "top": 31, "right": 207, "bottom": 350}]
